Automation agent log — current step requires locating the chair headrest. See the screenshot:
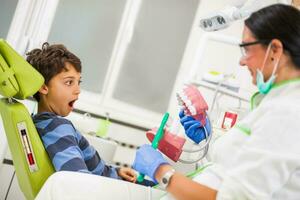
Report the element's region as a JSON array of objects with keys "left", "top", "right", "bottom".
[{"left": 0, "top": 39, "right": 44, "bottom": 99}]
